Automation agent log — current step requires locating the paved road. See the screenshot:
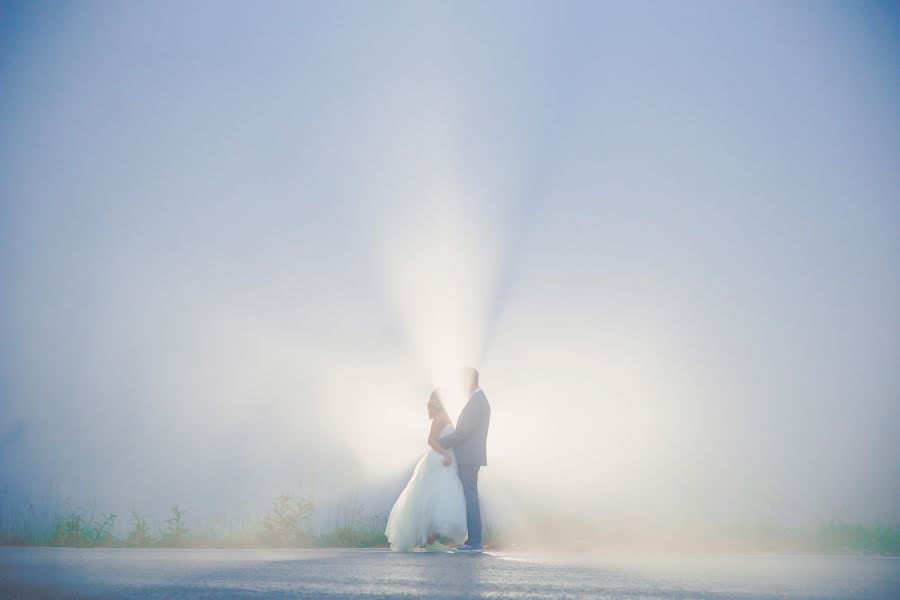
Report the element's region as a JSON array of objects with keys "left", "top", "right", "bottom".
[{"left": 1, "top": 547, "right": 898, "bottom": 599}]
